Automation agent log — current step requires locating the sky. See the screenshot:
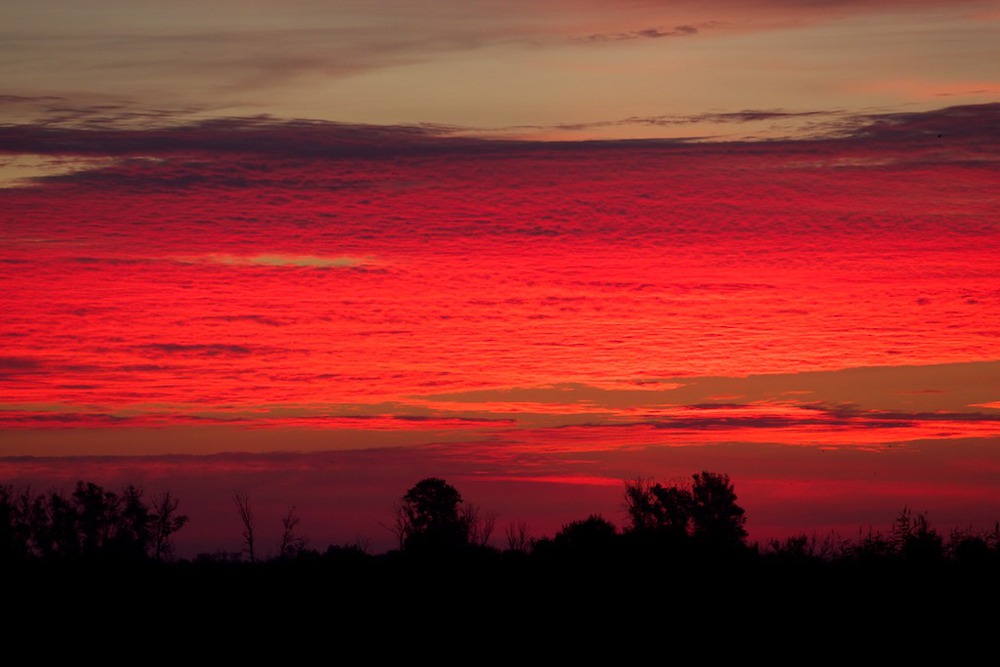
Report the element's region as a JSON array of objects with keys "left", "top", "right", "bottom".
[{"left": 2, "top": 0, "right": 999, "bottom": 557}]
